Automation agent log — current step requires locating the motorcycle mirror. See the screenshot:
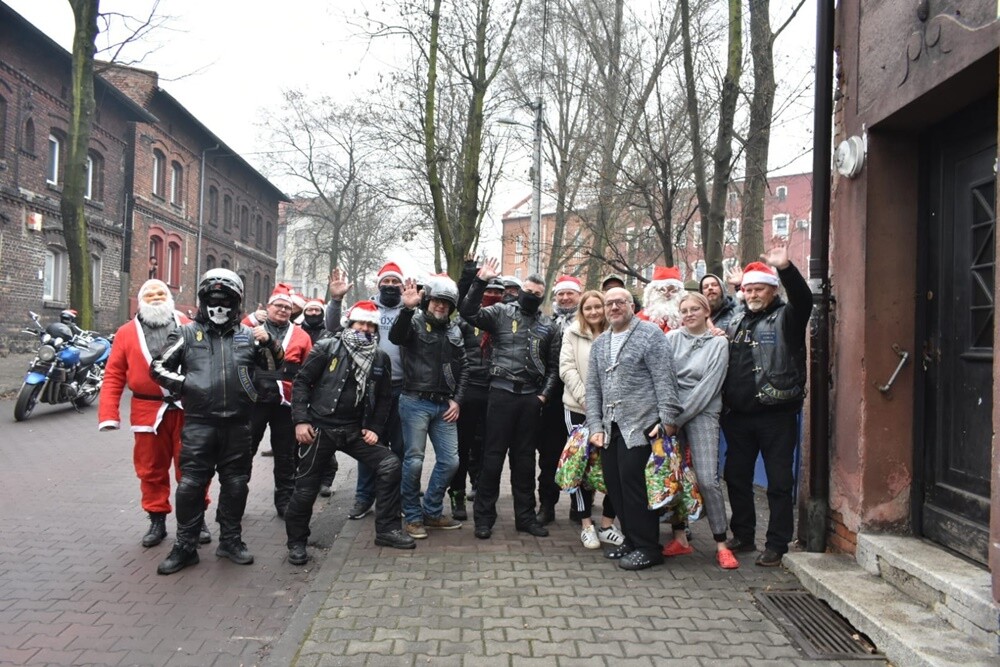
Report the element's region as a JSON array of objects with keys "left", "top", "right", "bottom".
[{"left": 29, "top": 311, "right": 39, "bottom": 320}]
